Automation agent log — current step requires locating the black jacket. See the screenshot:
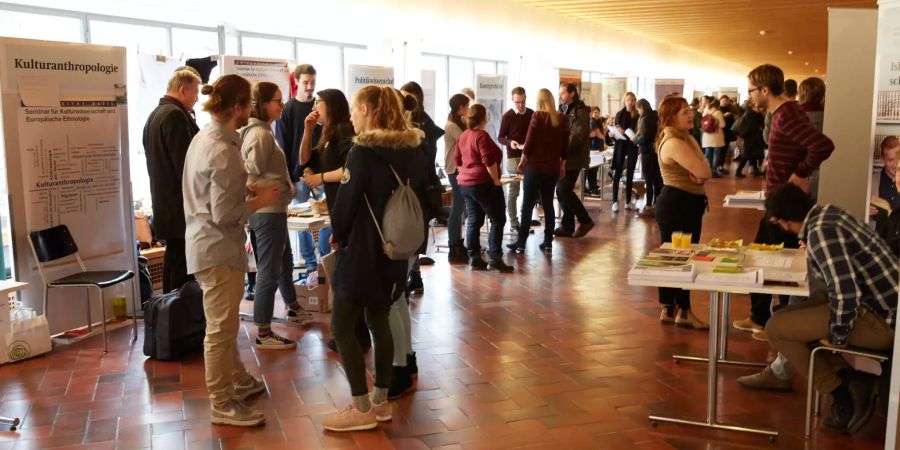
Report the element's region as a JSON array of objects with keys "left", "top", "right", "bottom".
[
  {"left": 142, "top": 96, "right": 199, "bottom": 239},
  {"left": 734, "top": 109, "right": 766, "bottom": 160},
  {"left": 331, "top": 128, "right": 430, "bottom": 309},
  {"left": 634, "top": 110, "right": 659, "bottom": 155},
  {"left": 560, "top": 99, "right": 591, "bottom": 170}
]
